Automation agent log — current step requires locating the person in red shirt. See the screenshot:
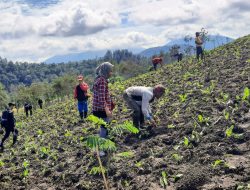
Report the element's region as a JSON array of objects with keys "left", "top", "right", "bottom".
[
  {"left": 152, "top": 56, "right": 163, "bottom": 70},
  {"left": 74, "top": 75, "right": 89, "bottom": 121}
]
